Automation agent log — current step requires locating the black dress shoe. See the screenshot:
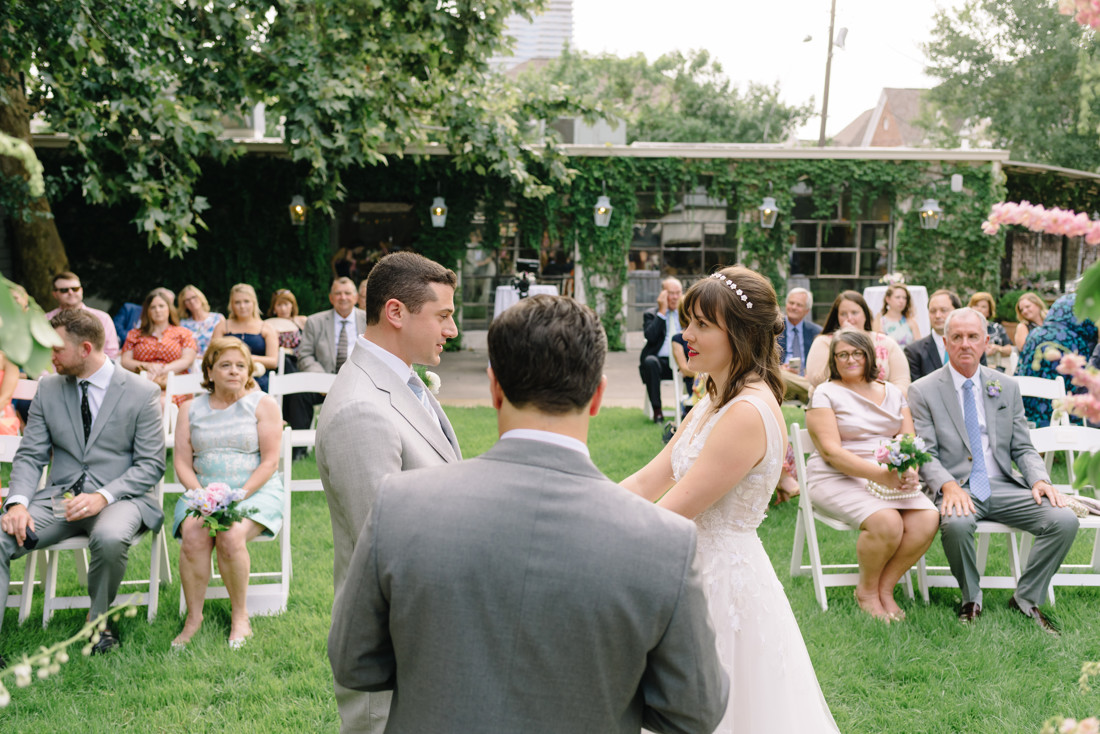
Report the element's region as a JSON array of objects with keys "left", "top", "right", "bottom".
[
  {"left": 652, "top": 410, "right": 665, "bottom": 424},
  {"left": 91, "top": 628, "right": 121, "bottom": 655},
  {"left": 958, "top": 601, "right": 982, "bottom": 622},
  {"left": 1009, "top": 596, "right": 1060, "bottom": 636}
]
